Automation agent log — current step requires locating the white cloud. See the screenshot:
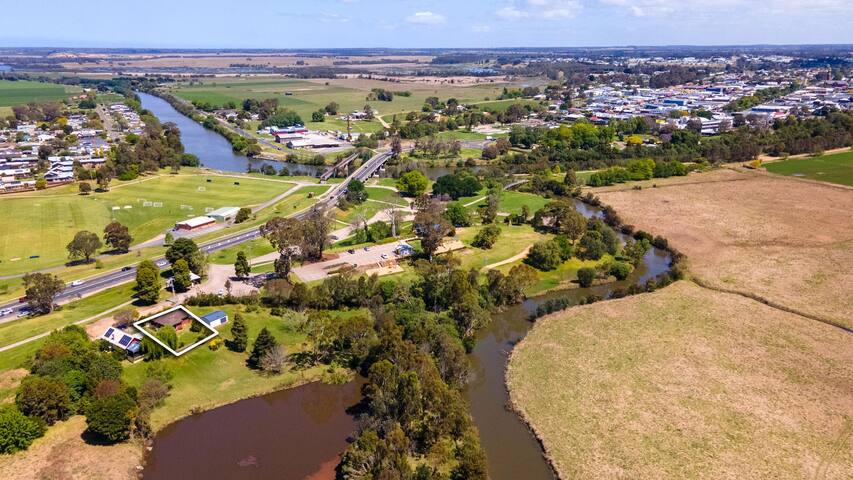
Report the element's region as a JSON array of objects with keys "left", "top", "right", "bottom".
[
  {"left": 497, "top": 0, "right": 582, "bottom": 21},
  {"left": 405, "top": 11, "right": 446, "bottom": 25},
  {"left": 472, "top": 25, "right": 492, "bottom": 33}
]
